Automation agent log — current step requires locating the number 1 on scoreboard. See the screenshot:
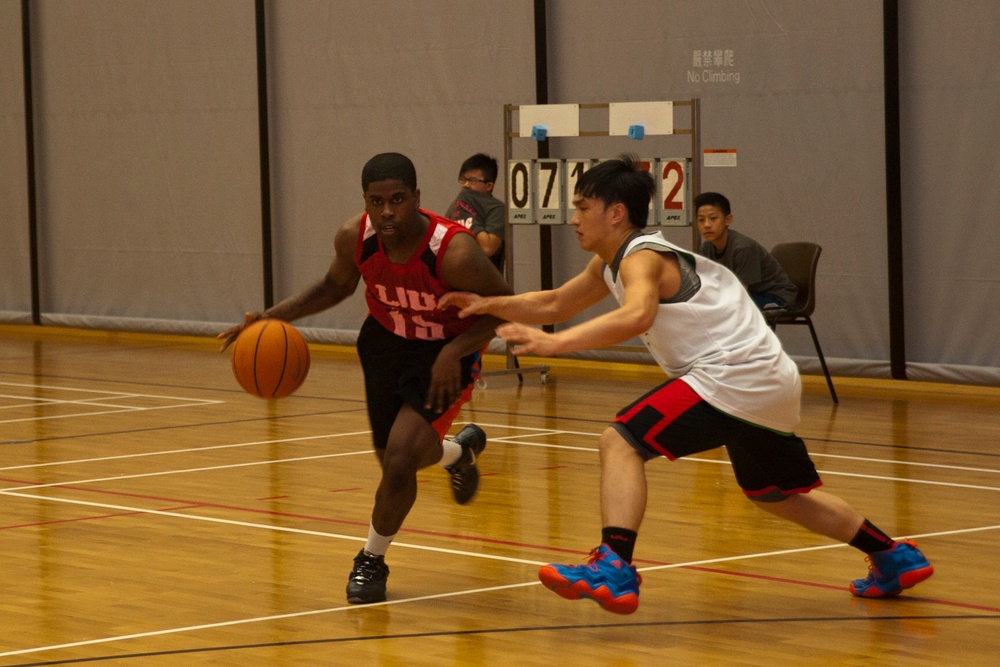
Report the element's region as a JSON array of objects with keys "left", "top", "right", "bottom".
[{"left": 565, "top": 159, "right": 595, "bottom": 216}]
